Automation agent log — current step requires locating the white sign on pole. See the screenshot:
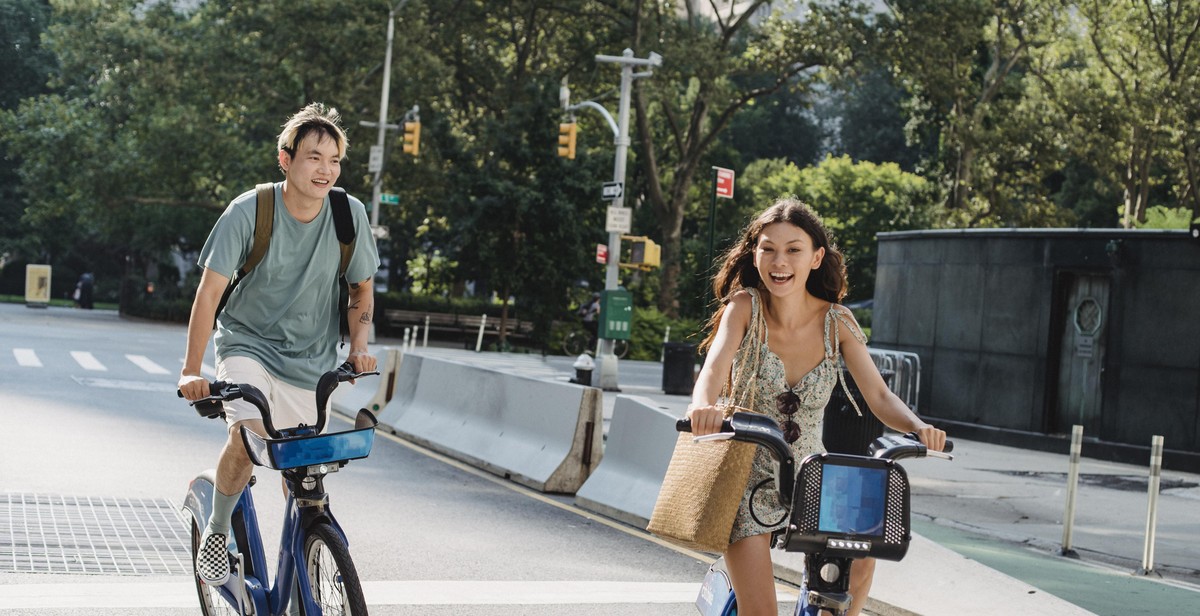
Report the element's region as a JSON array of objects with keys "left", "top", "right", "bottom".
[
  {"left": 368, "top": 145, "right": 384, "bottom": 173},
  {"left": 606, "top": 206, "right": 632, "bottom": 234}
]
